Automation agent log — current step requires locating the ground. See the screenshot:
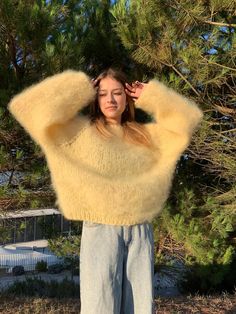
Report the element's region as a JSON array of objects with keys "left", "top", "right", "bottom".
[{"left": 0, "top": 294, "right": 235, "bottom": 313}]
